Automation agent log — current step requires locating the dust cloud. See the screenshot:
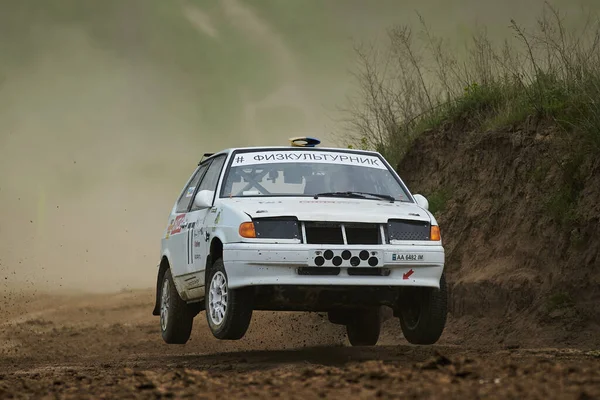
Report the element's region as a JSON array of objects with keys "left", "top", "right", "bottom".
[{"left": 0, "top": 0, "right": 596, "bottom": 294}]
